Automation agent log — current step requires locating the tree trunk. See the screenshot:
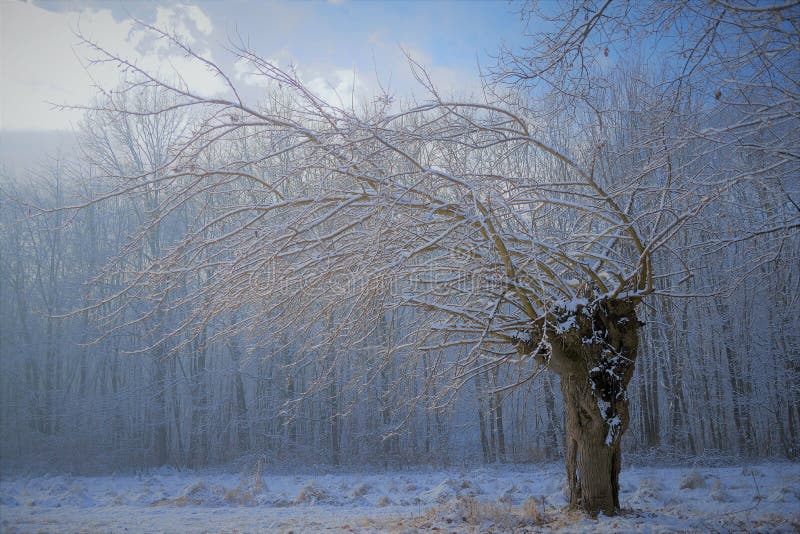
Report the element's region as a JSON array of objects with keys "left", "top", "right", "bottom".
[
  {"left": 525, "top": 295, "right": 640, "bottom": 516},
  {"left": 475, "top": 371, "right": 491, "bottom": 462},
  {"left": 152, "top": 351, "right": 168, "bottom": 466},
  {"left": 560, "top": 372, "right": 626, "bottom": 514}
]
